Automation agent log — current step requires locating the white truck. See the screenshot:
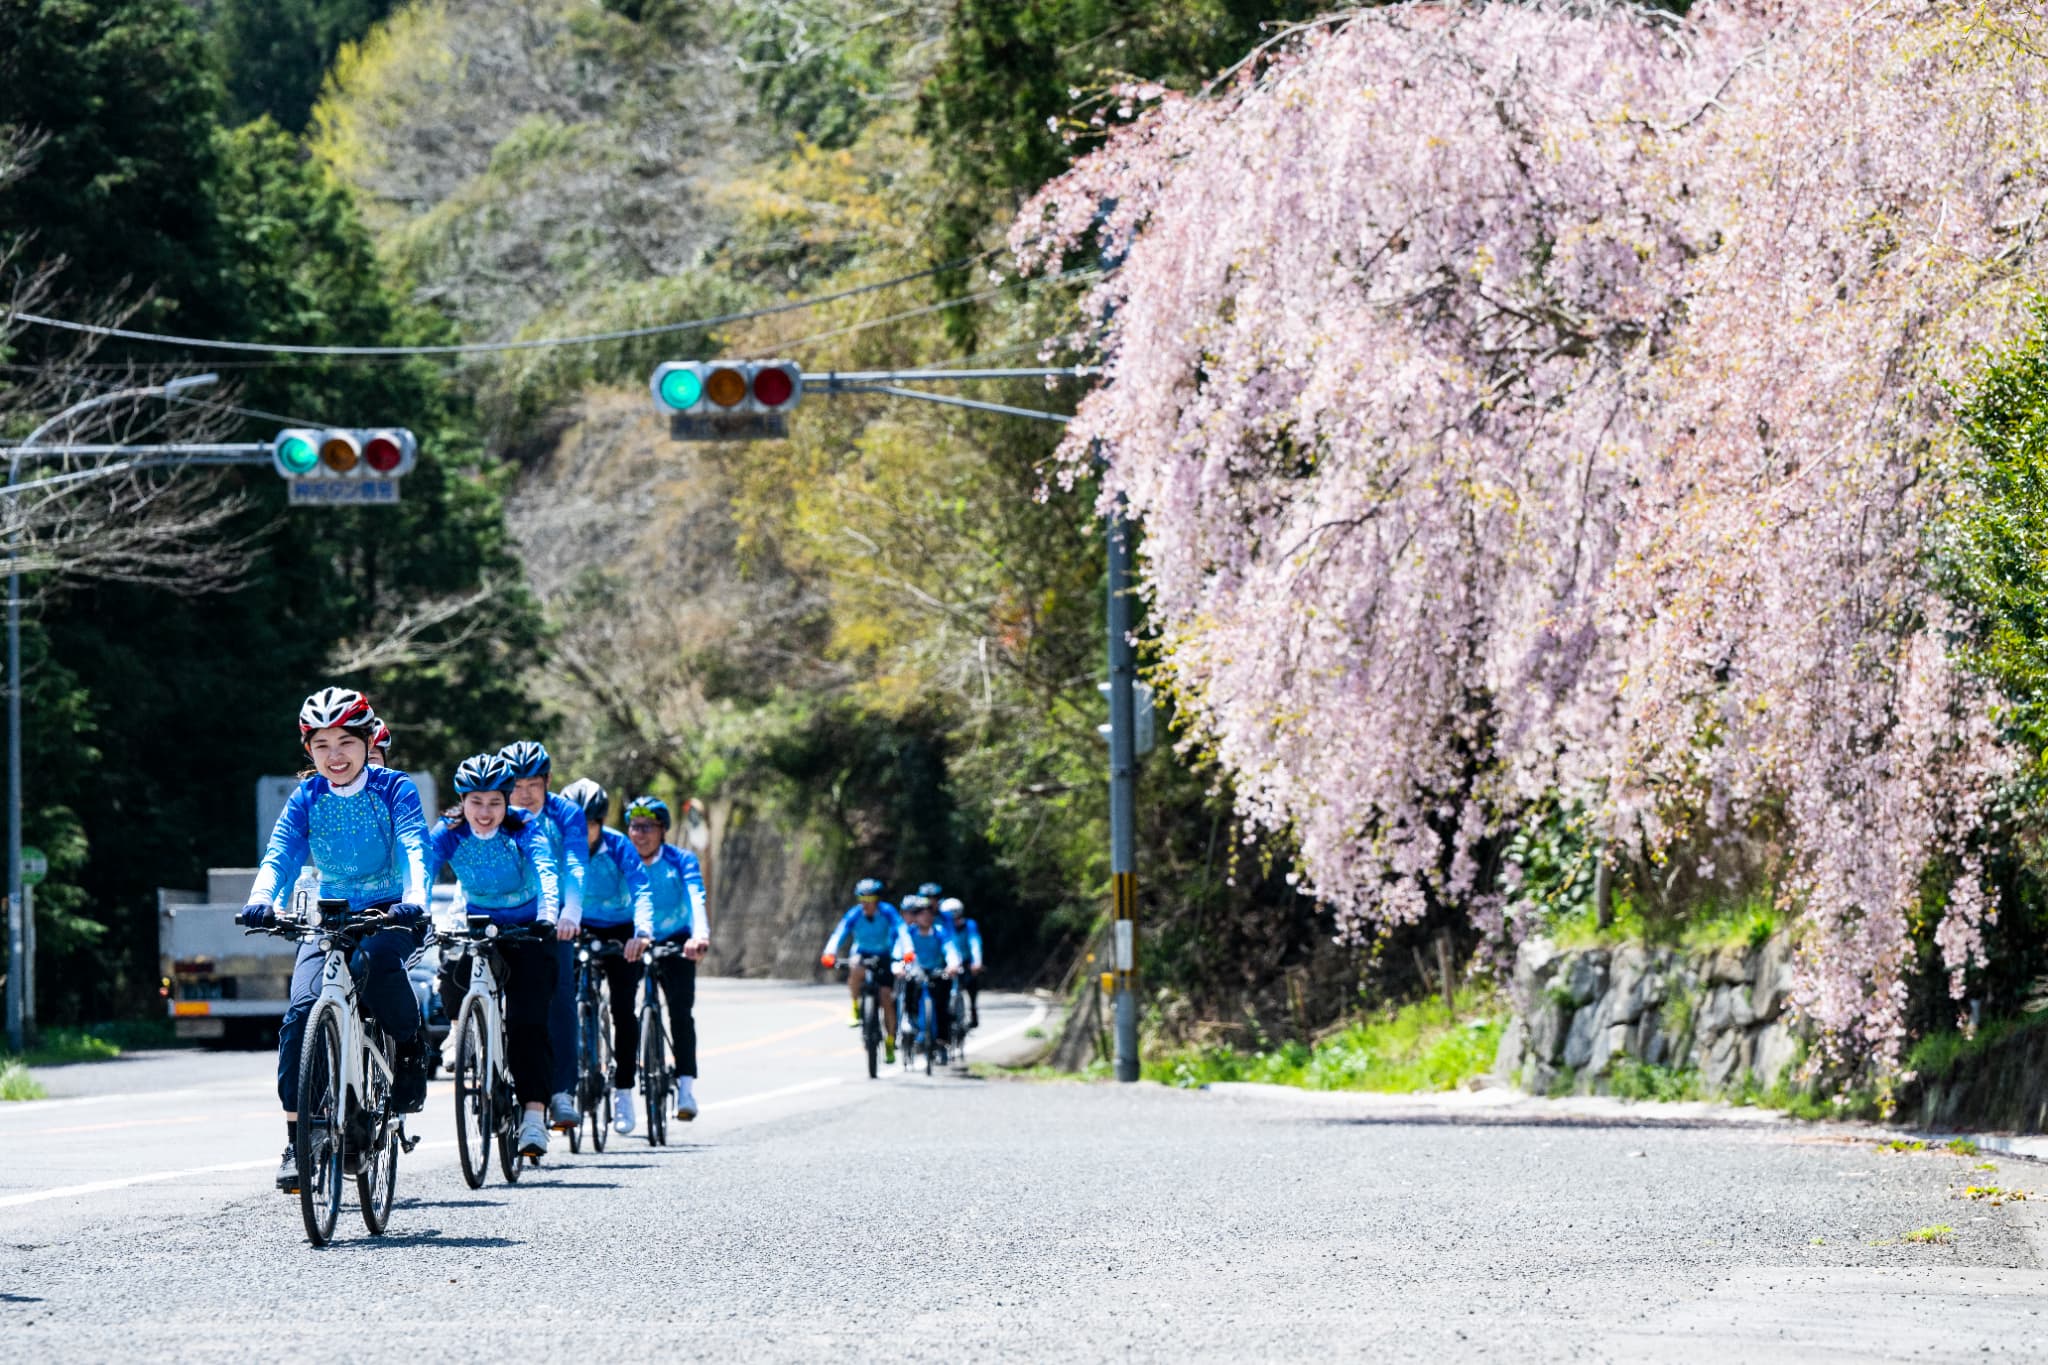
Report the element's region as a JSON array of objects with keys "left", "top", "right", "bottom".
[{"left": 159, "top": 770, "right": 451, "bottom": 1049}]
